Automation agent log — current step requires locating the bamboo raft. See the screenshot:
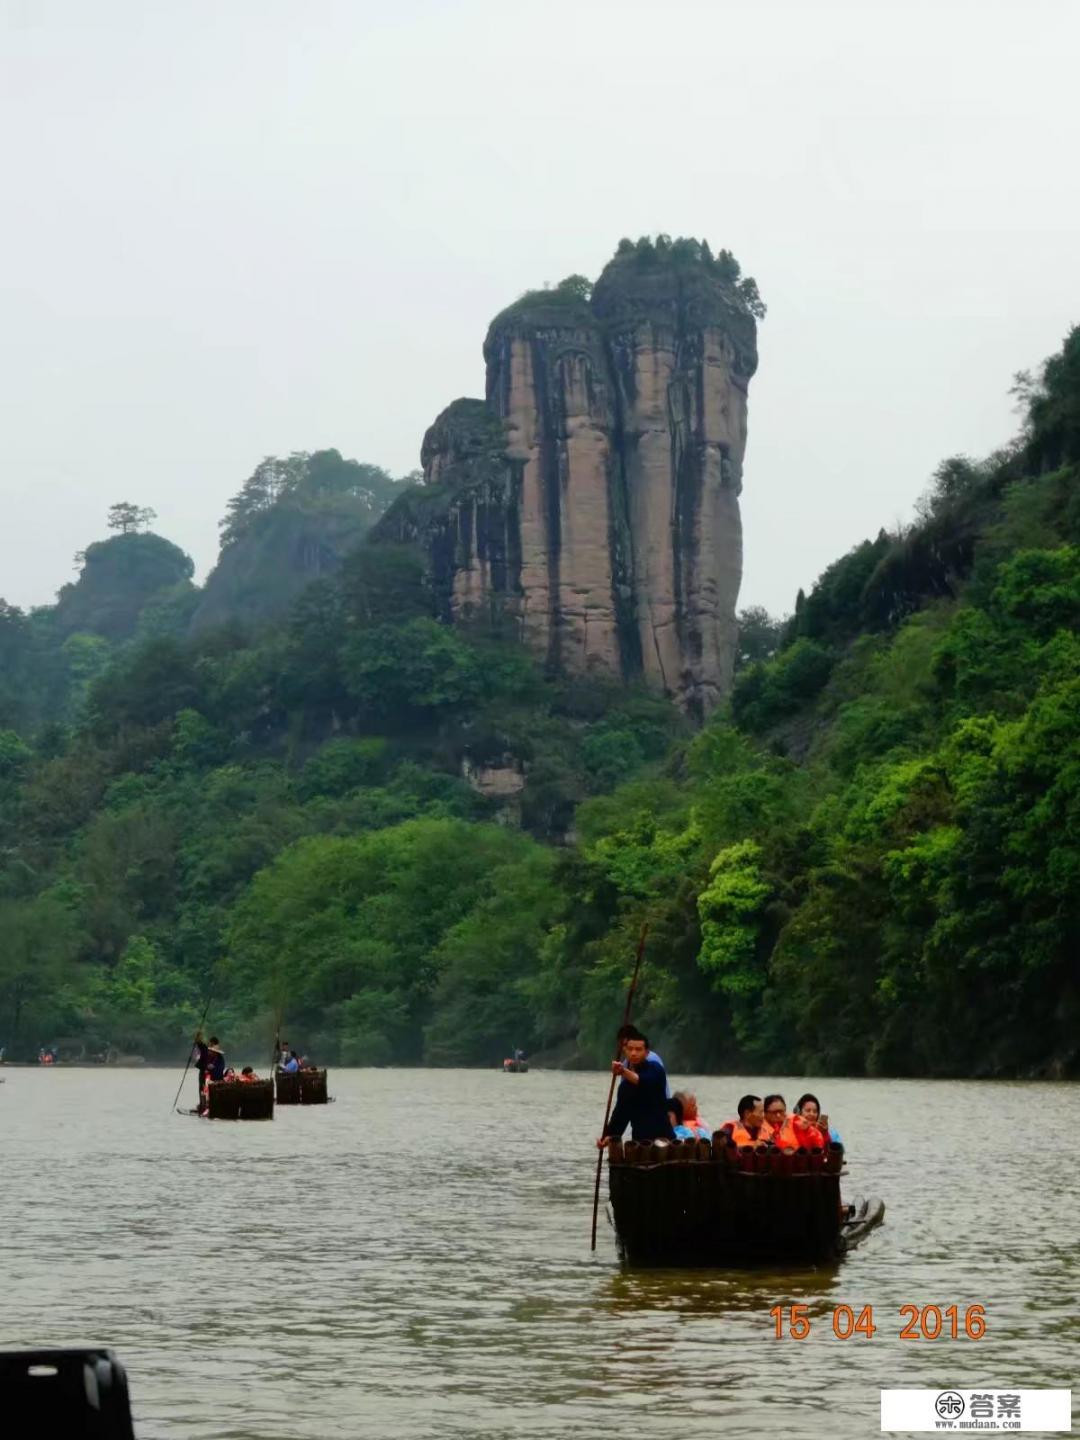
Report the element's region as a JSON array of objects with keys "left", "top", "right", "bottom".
[
  {"left": 502, "top": 1059, "right": 529, "bottom": 1073},
  {"left": 607, "top": 1137, "right": 883, "bottom": 1265},
  {"left": 274, "top": 1067, "right": 329, "bottom": 1105},
  {"left": 206, "top": 1078, "right": 274, "bottom": 1120}
]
